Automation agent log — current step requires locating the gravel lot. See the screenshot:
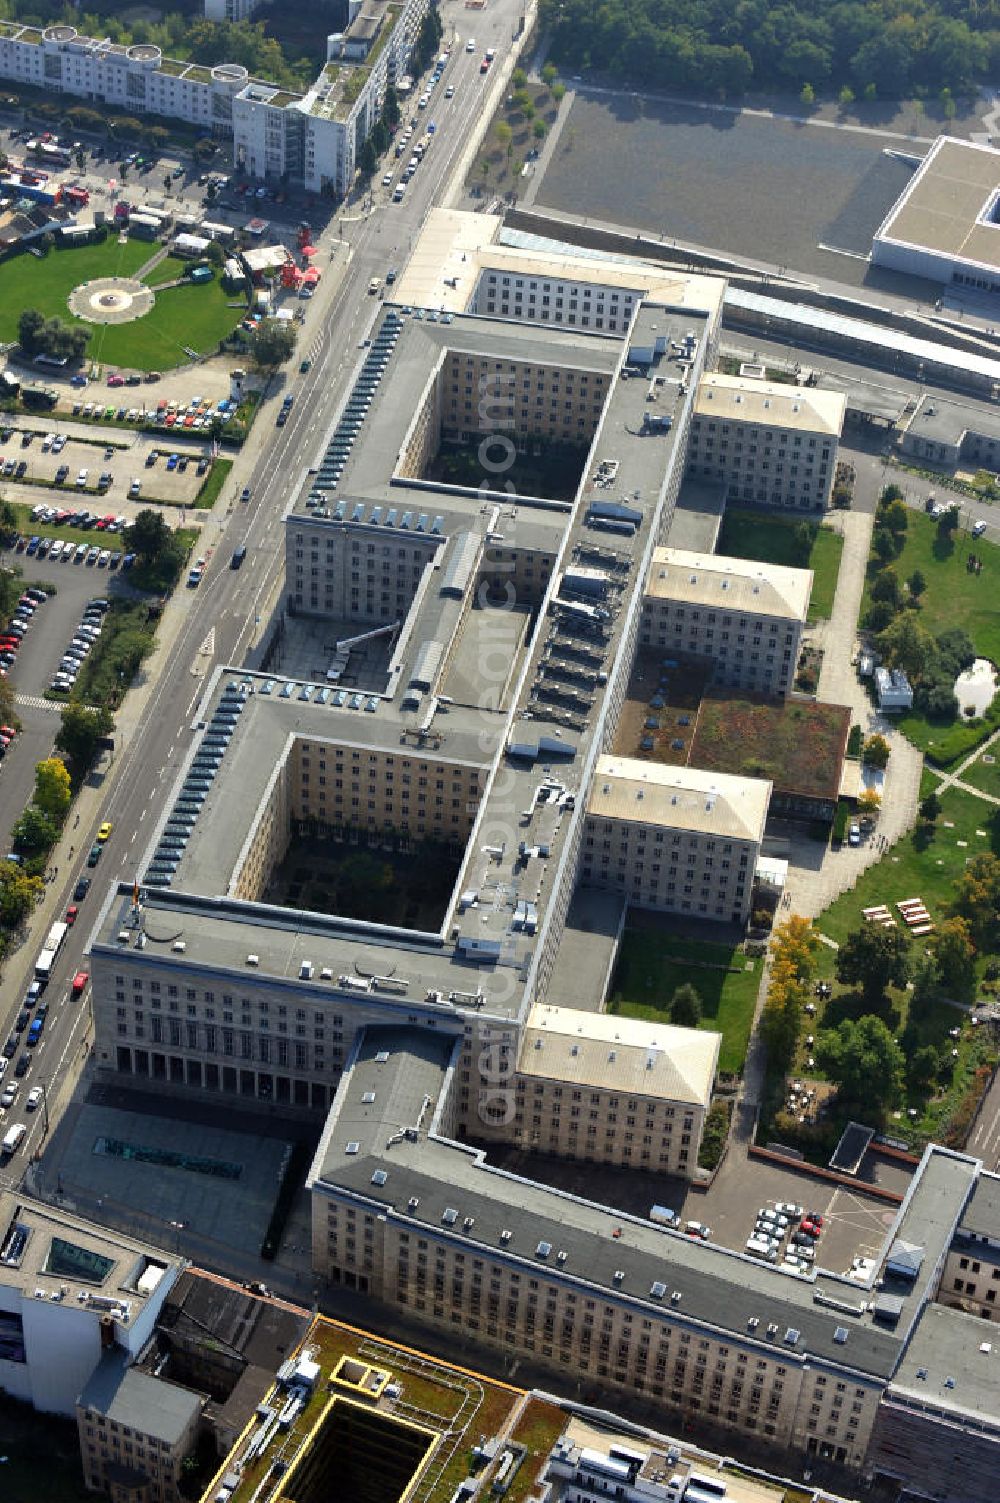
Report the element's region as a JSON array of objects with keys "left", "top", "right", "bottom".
[{"left": 535, "top": 97, "right": 914, "bottom": 286}]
